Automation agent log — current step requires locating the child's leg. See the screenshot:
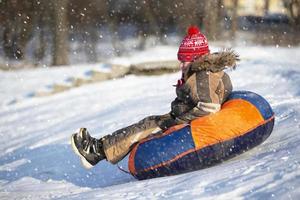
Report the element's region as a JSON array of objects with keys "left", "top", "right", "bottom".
[{"left": 102, "top": 114, "right": 176, "bottom": 164}]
